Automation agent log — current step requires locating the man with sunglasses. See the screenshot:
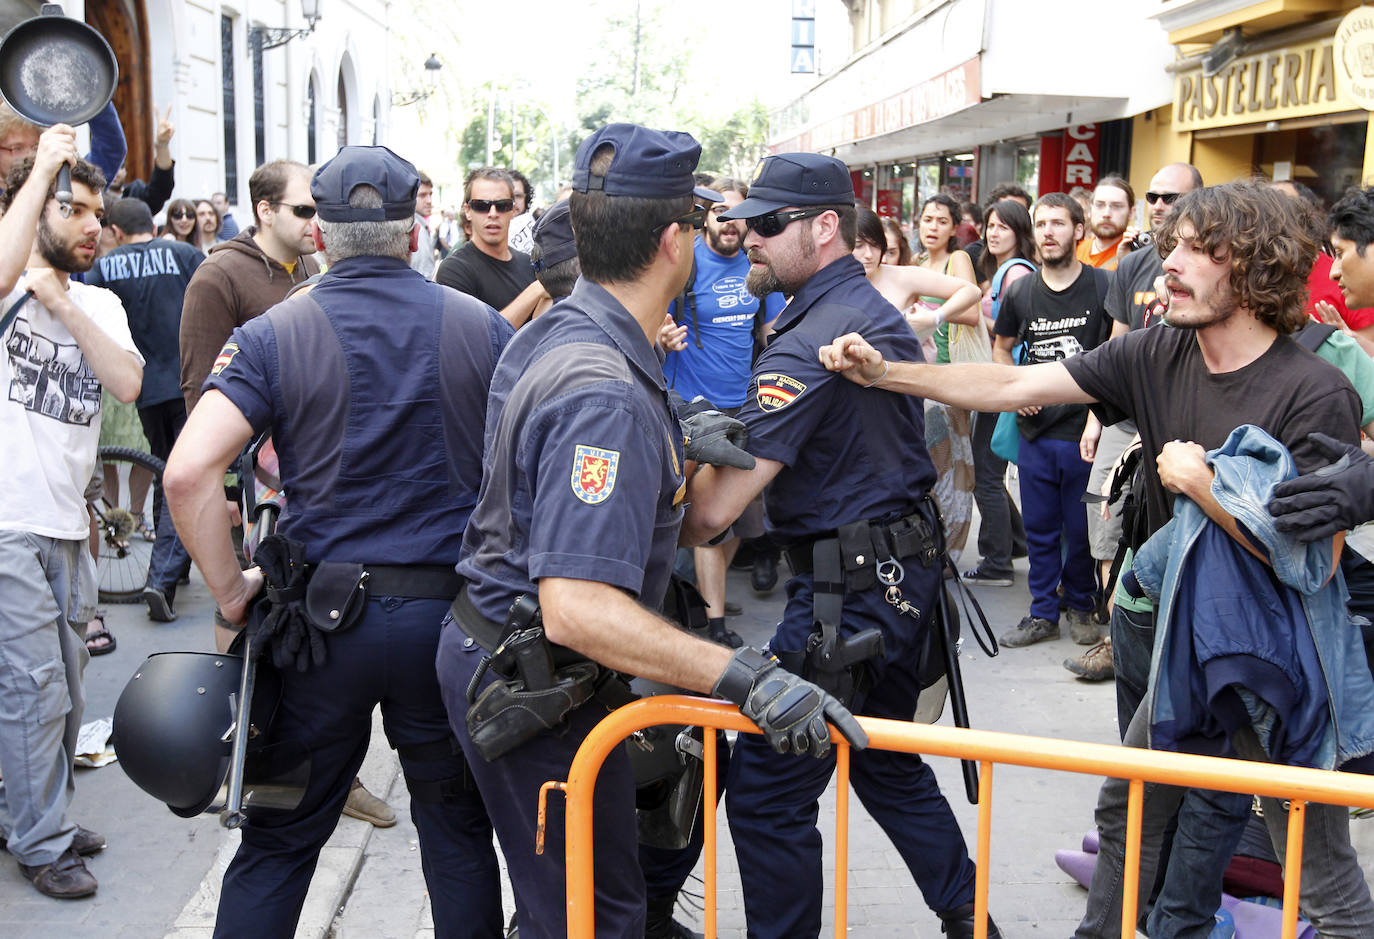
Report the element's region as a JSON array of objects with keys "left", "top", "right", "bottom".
[
  {"left": 439, "top": 125, "right": 865, "bottom": 938},
  {"left": 179, "top": 159, "right": 320, "bottom": 416},
  {"left": 435, "top": 166, "right": 536, "bottom": 318},
  {"left": 679, "top": 152, "right": 998, "bottom": 939}
]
